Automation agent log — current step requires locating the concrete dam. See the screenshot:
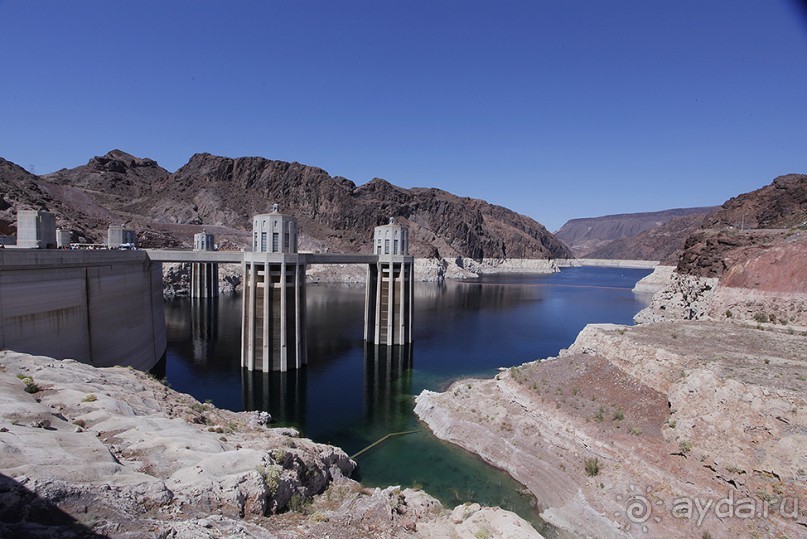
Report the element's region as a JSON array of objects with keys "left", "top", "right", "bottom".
[
  {"left": 0, "top": 209, "right": 413, "bottom": 373},
  {"left": 0, "top": 249, "right": 166, "bottom": 371}
]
